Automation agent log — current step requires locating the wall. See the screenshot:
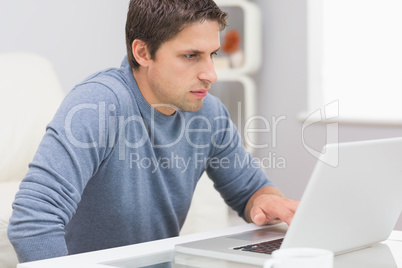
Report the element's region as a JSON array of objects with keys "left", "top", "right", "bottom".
[
  {"left": 252, "top": 0, "right": 402, "bottom": 230},
  {"left": 0, "top": 0, "right": 128, "bottom": 92}
]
